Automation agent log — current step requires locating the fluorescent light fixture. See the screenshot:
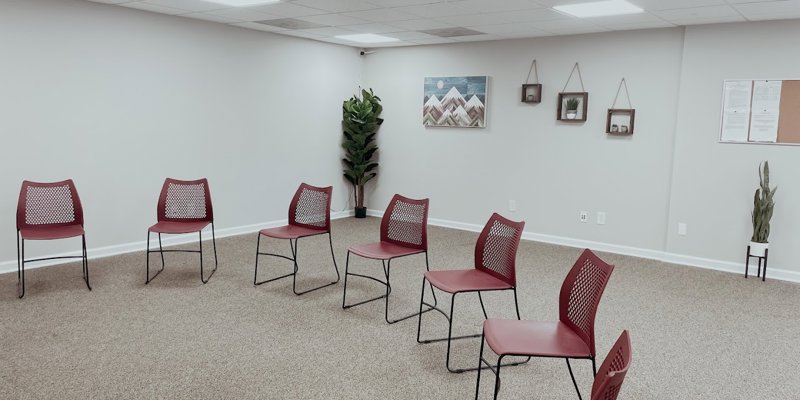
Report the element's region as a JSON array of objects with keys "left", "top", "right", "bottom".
[
  {"left": 204, "top": 0, "right": 280, "bottom": 7},
  {"left": 335, "top": 33, "right": 399, "bottom": 44},
  {"left": 553, "top": 0, "right": 643, "bottom": 18}
]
